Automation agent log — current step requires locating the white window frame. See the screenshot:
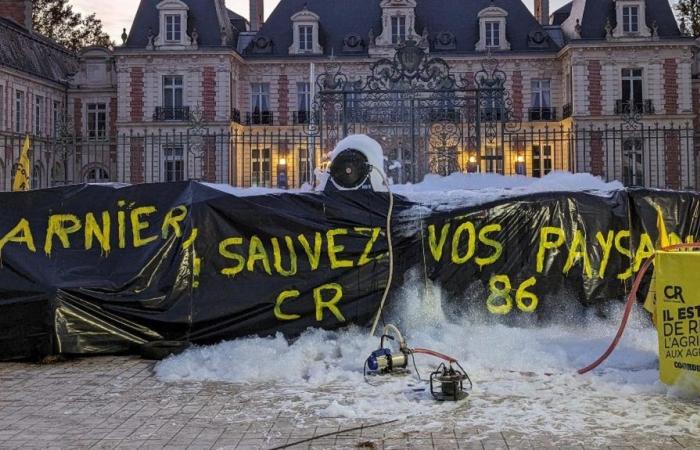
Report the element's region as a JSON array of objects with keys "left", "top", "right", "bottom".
[
  {"left": 165, "top": 14, "right": 182, "bottom": 42},
  {"left": 485, "top": 21, "right": 500, "bottom": 48},
  {"left": 298, "top": 25, "right": 313, "bottom": 51},
  {"left": 163, "top": 146, "right": 184, "bottom": 182},
  {"left": 0, "top": 86, "right": 4, "bottom": 131},
  {"left": 251, "top": 148, "right": 271, "bottom": 187},
  {"left": 34, "top": 96, "right": 43, "bottom": 135},
  {"left": 87, "top": 103, "right": 107, "bottom": 141},
  {"left": 476, "top": 7, "right": 510, "bottom": 51},
  {"left": 621, "top": 68, "right": 644, "bottom": 107},
  {"left": 15, "top": 90, "right": 24, "bottom": 133},
  {"left": 84, "top": 166, "right": 110, "bottom": 183},
  {"left": 622, "top": 6, "right": 639, "bottom": 33},
  {"left": 250, "top": 83, "right": 269, "bottom": 113},
  {"left": 531, "top": 80, "right": 551, "bottom": 108},
  {"left": 391, "top": 16, "right": 407, "bottom": 44},
  {"left": 53, "top": 101, "right": 61, "bottom": 136}
]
